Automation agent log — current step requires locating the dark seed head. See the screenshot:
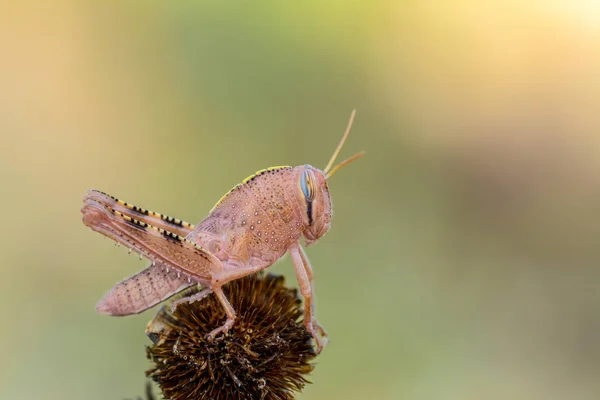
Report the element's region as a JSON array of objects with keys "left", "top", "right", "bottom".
[{"left": 145, "top": 273, "right": 316, "bottom": 400}]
